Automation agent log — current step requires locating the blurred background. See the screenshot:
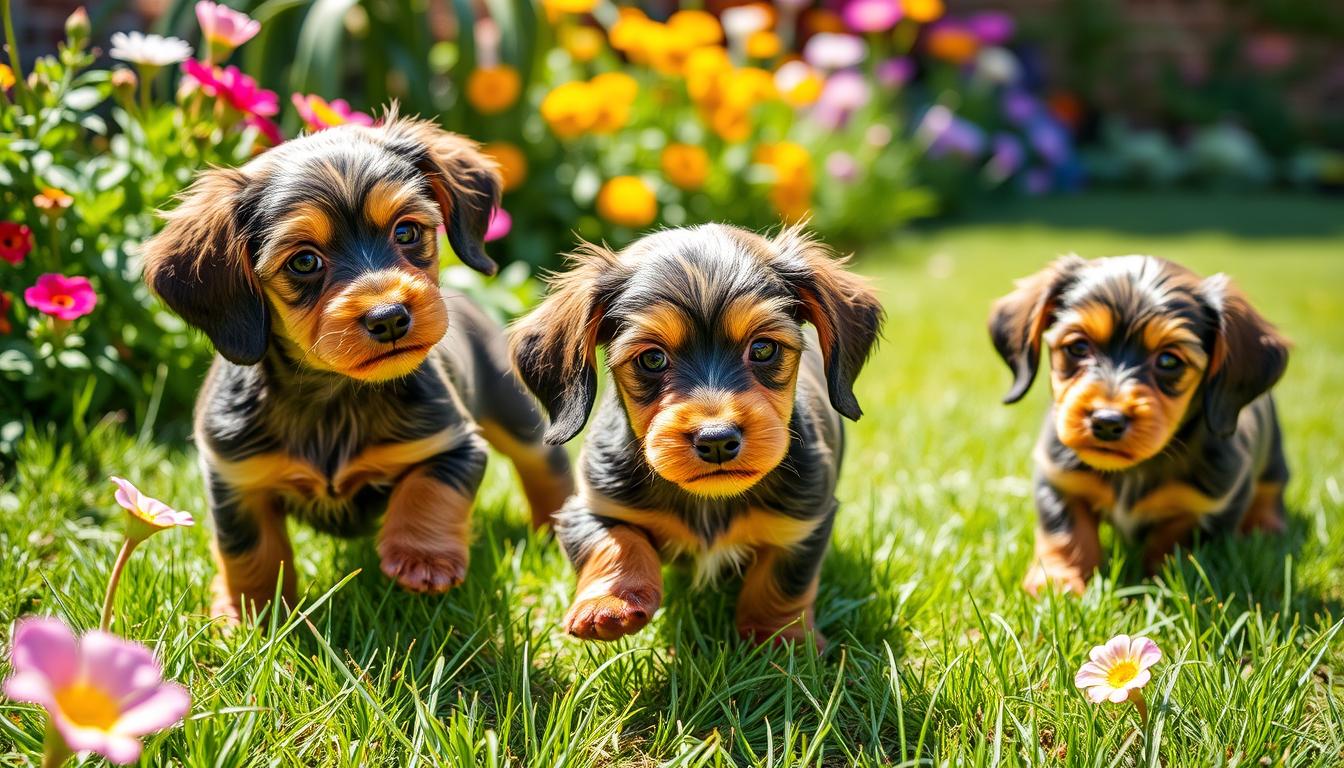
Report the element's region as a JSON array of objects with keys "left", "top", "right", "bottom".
[{"left": 0, "top": 0, "right": 1341, "bottom": 453}]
